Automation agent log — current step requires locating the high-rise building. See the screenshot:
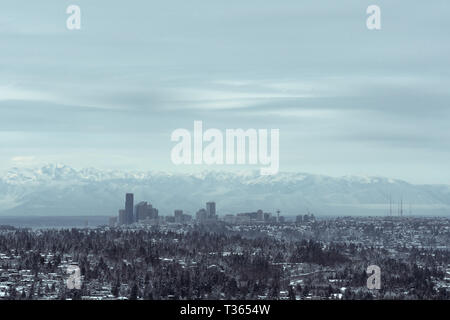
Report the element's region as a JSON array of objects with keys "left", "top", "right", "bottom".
[
  {"left": 196, "top": 208, "right": 207, "bottom": 221},
  {"left": 145, "top": 204, "right": 153, "bottom": 219},
  {"left": 125, "top": 193, "right": 134, "bottom": 224},
  {"left": 151, "top": 208, "right": 159, "bottom": 219},
  {"left": 135, "top": 201, "right": 148, "bottom": 222},
  {"left": 206, "top": 202, "right": 216, "bottom": 219},
  {"left": 118, "top": 209, "right": 126, "bottom": 225},
  {"left": 174, "top": 210, "right": 183, "bottom": 223}
]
